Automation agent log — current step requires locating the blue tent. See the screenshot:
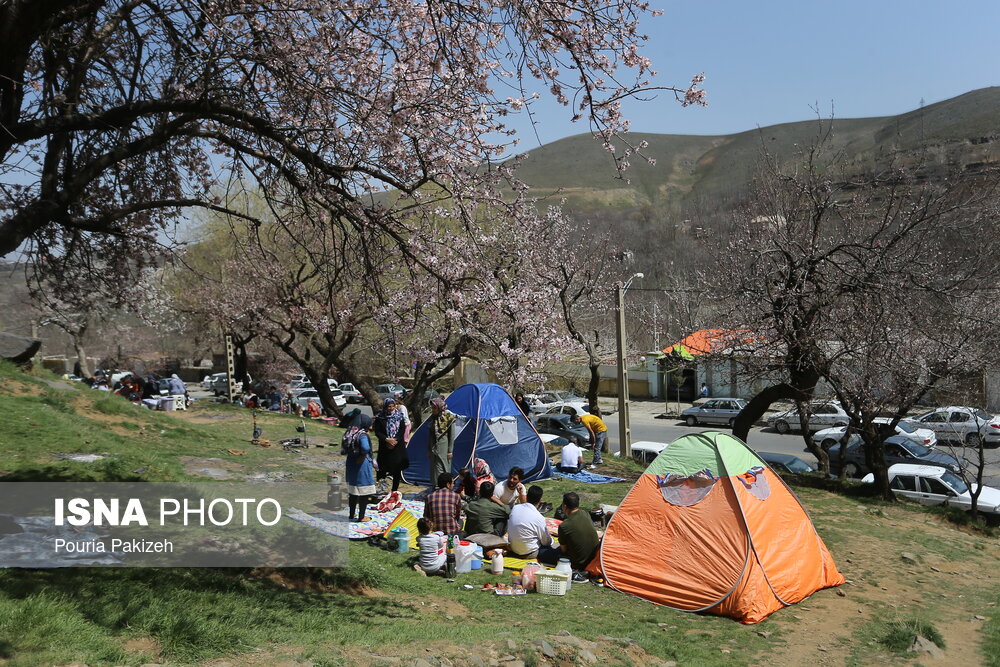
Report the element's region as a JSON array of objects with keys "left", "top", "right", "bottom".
[{"left": 402, "top": 383, "right": 552, "bottom": 486}]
